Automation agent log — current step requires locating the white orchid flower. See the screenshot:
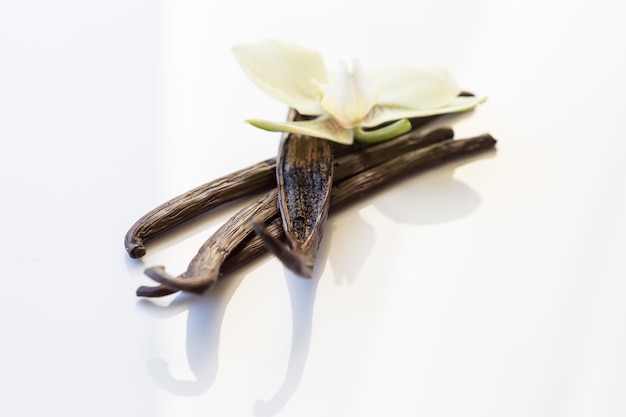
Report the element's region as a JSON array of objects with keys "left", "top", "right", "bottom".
[{"left": 233, "top": 39, "right": 486, "bottom": 145}]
